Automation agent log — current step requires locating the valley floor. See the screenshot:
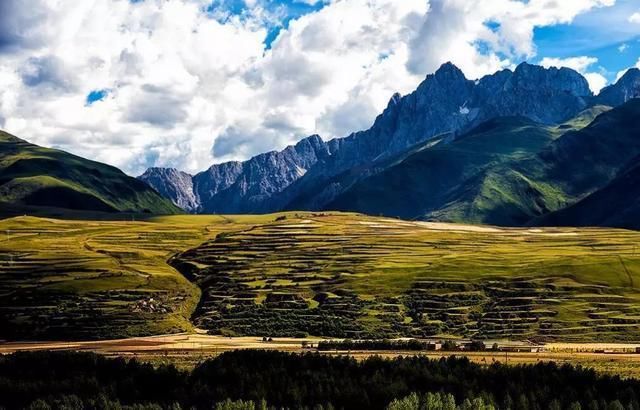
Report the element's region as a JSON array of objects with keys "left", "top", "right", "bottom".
[{"left": 3, "top": 333, "right": 640, "bottom": 378}]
